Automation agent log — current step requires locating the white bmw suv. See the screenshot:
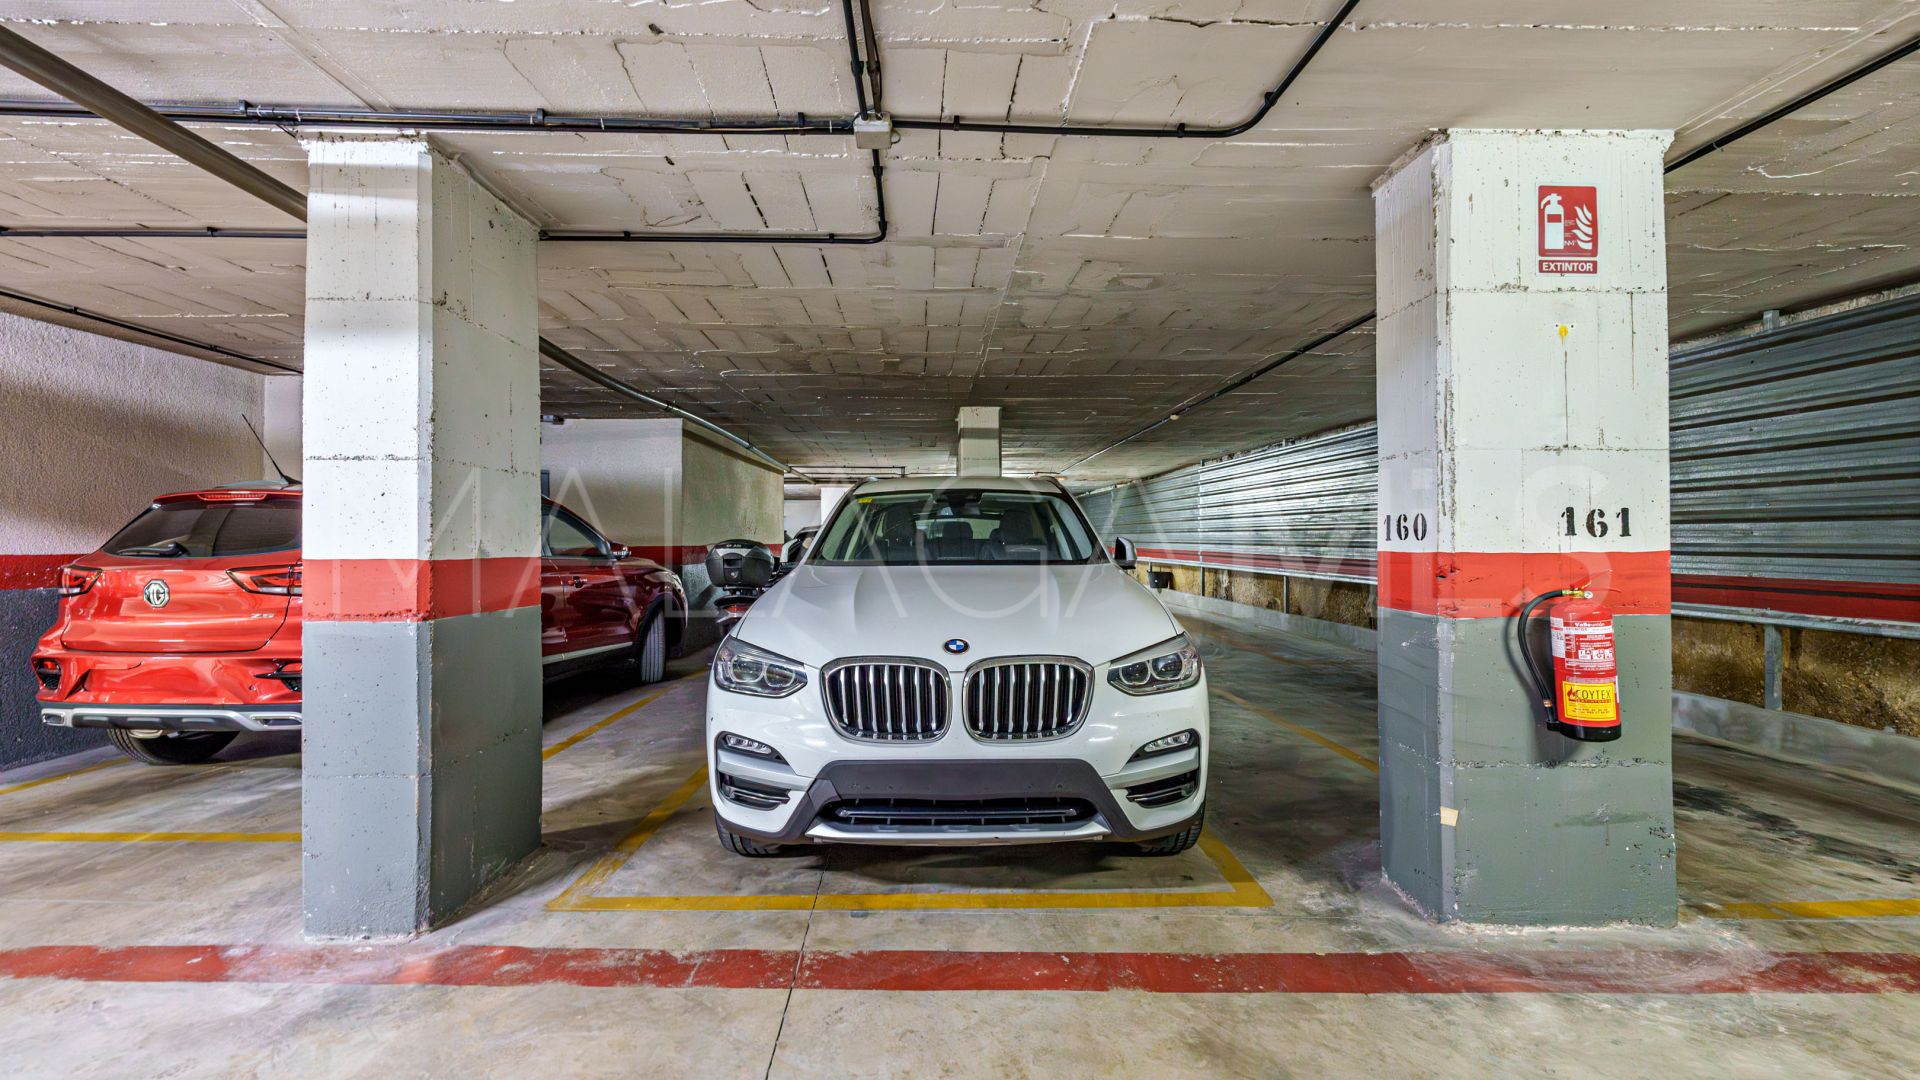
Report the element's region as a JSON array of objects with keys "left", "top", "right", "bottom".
[{"left": 706, "top": 477, "right": 1208, "bottom": 857}]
